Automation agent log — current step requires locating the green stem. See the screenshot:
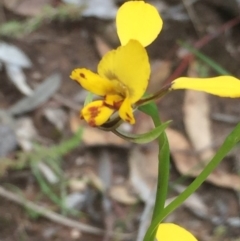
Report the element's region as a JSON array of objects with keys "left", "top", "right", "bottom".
[
  {"left": 144, "top": 122, "right": 240, "bottom": 240},
  {"left": 139, "top": 103, "right": 170, "bottom": 241}
]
